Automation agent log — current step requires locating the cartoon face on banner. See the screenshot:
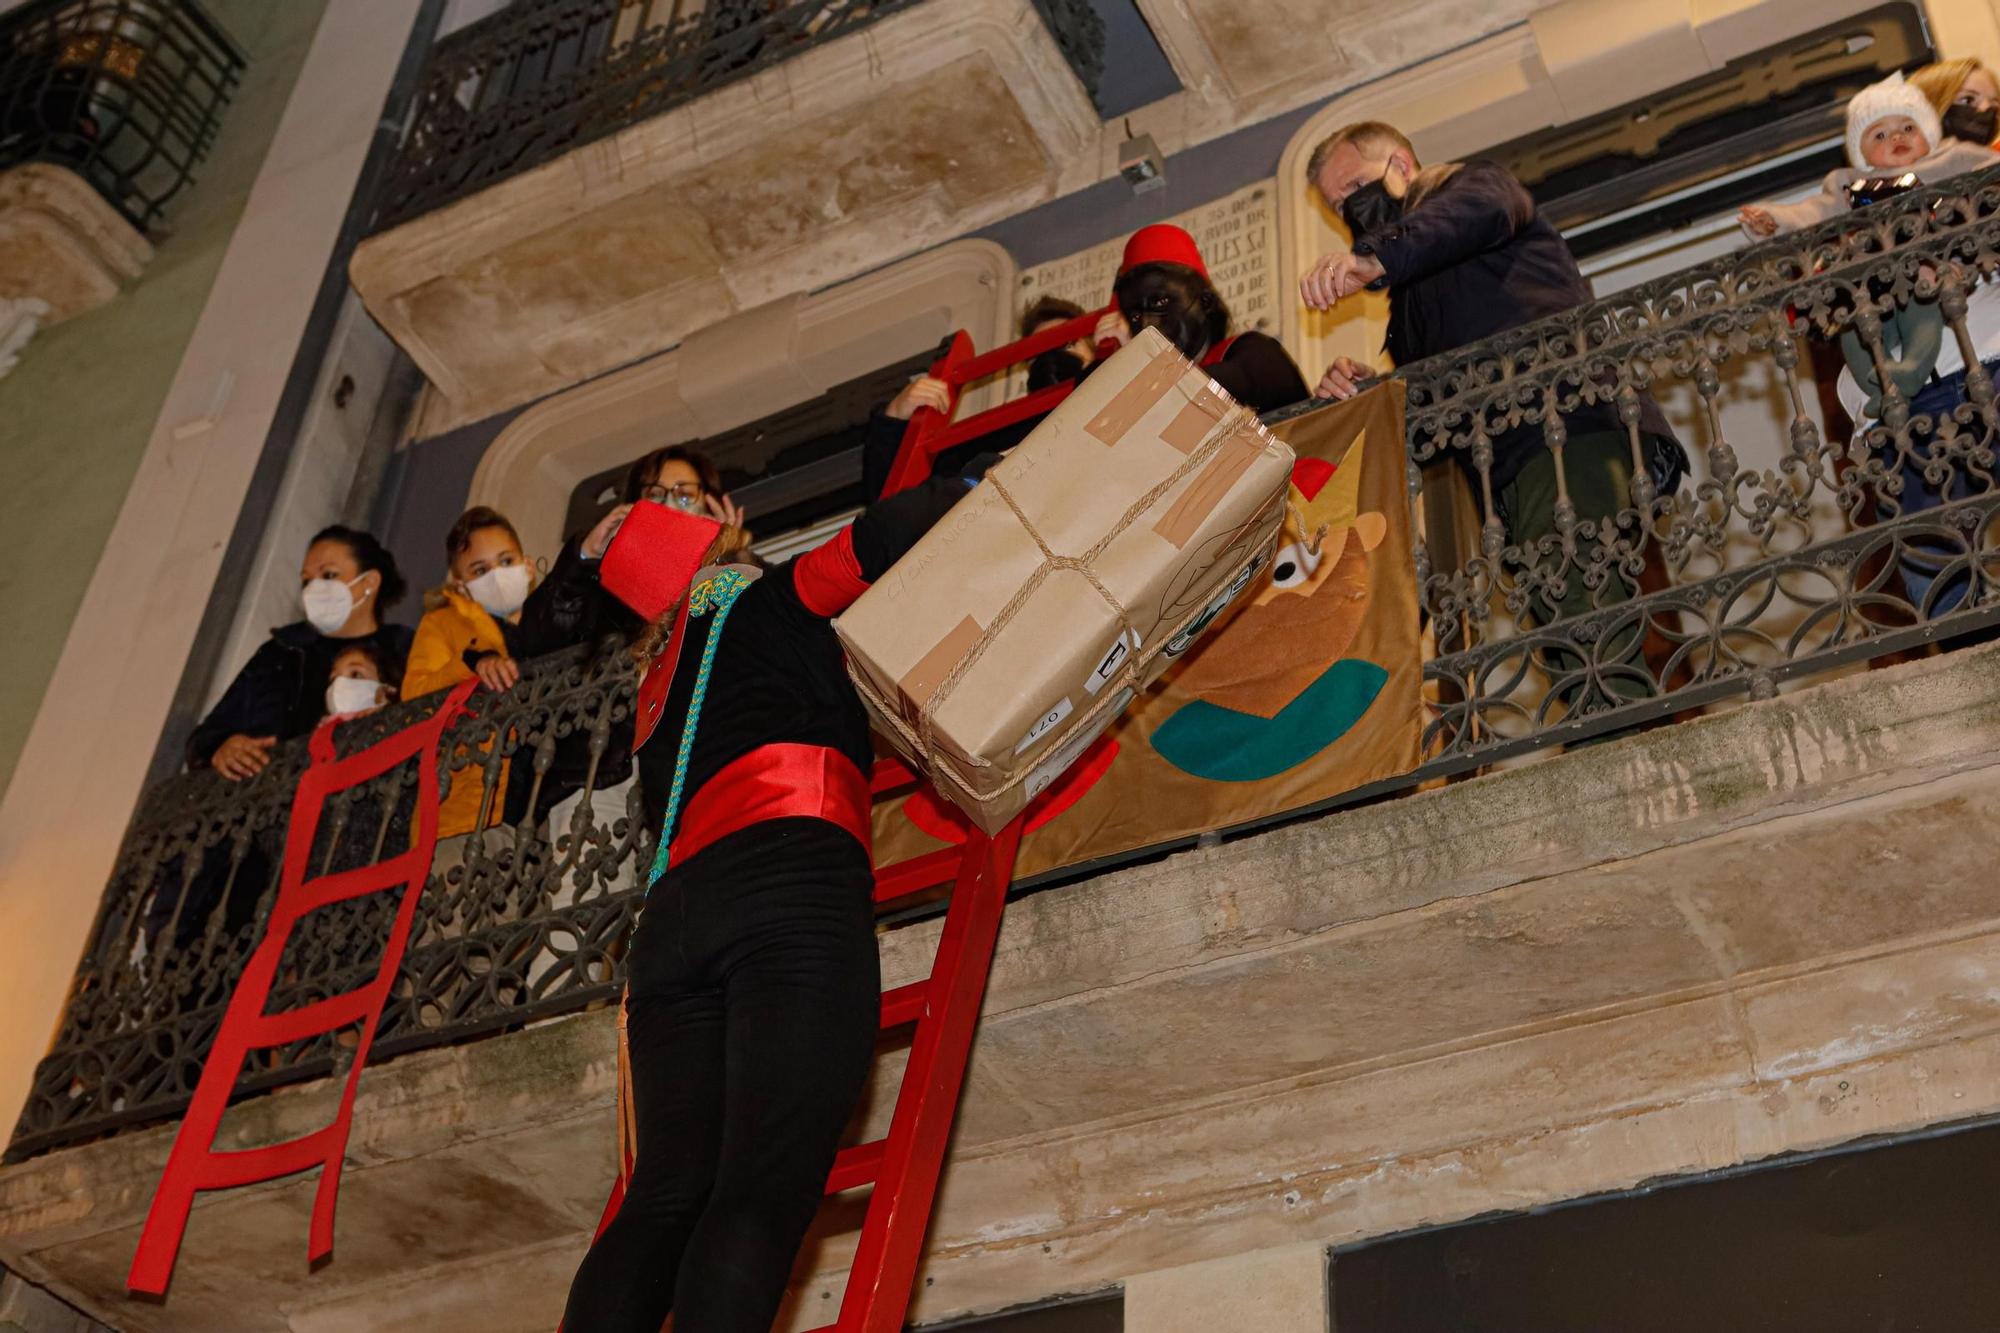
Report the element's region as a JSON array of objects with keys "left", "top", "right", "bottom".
[
  {"left": 871, "top": 383, "right": 1421, "bottom": 880},
  {"left": 1149, "top": 430, "right": 1391, "bottom": 781}
]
